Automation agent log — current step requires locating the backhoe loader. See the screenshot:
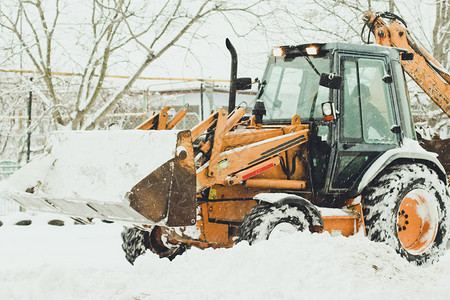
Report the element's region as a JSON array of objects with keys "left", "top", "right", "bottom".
[{"left": 1, "top": 12, "right": 449, "bottom": 266}]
